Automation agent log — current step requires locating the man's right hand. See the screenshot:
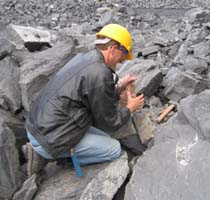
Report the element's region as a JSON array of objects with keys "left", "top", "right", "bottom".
[{"left": 126, "top": 92, "right": 144, "bottom": 113}]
